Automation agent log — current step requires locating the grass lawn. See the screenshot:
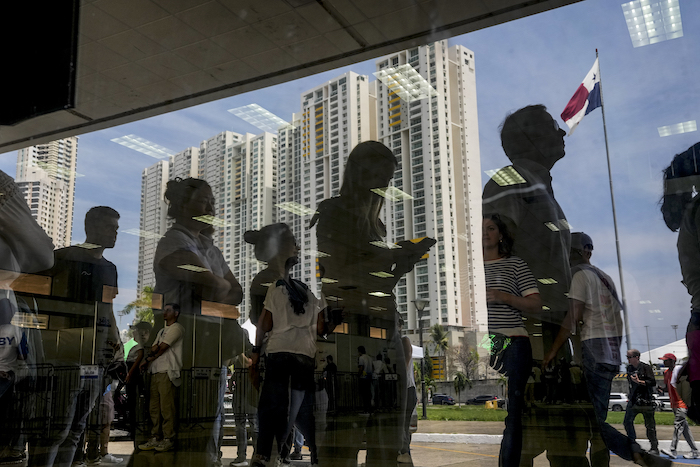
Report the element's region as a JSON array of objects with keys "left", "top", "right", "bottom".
[{"left": 422, "top": 405, "right": 678, "bottom": 425}]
